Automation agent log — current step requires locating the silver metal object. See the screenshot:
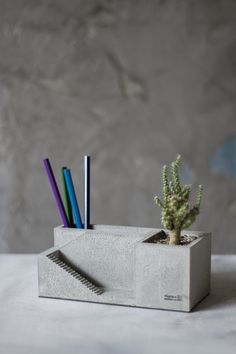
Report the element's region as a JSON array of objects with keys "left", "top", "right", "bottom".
[{"left": 84, "top": 155, "right": 90, "bottom": 229}]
